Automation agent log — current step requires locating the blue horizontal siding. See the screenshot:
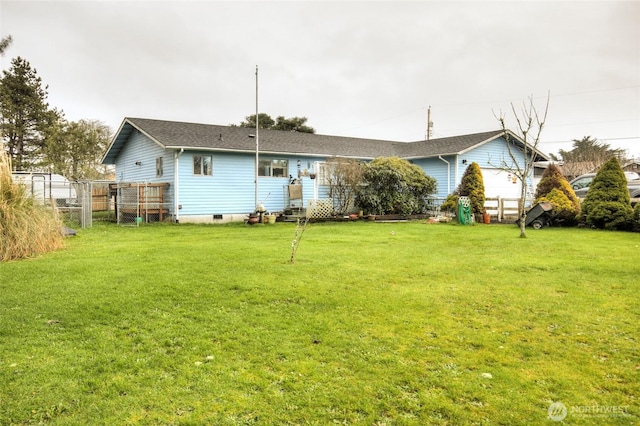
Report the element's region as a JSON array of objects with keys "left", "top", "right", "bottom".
[
  {"left": 460, "top": 136, "right": 526, "bottom": 170},
  {"left": 114, "top": 132, "right": 538, "bottom": 218},
  {"left": 115, "top": 131, "right": 173, "bottom": 184},
  {"left": 177, "top": 152, "right": 252, "bottom": 215},
  {"left": 177, "top": 153, "right": 322, "bottom": 215},
  {"left": 414, "top": 157, "right": 455, "bottom": 198}
]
